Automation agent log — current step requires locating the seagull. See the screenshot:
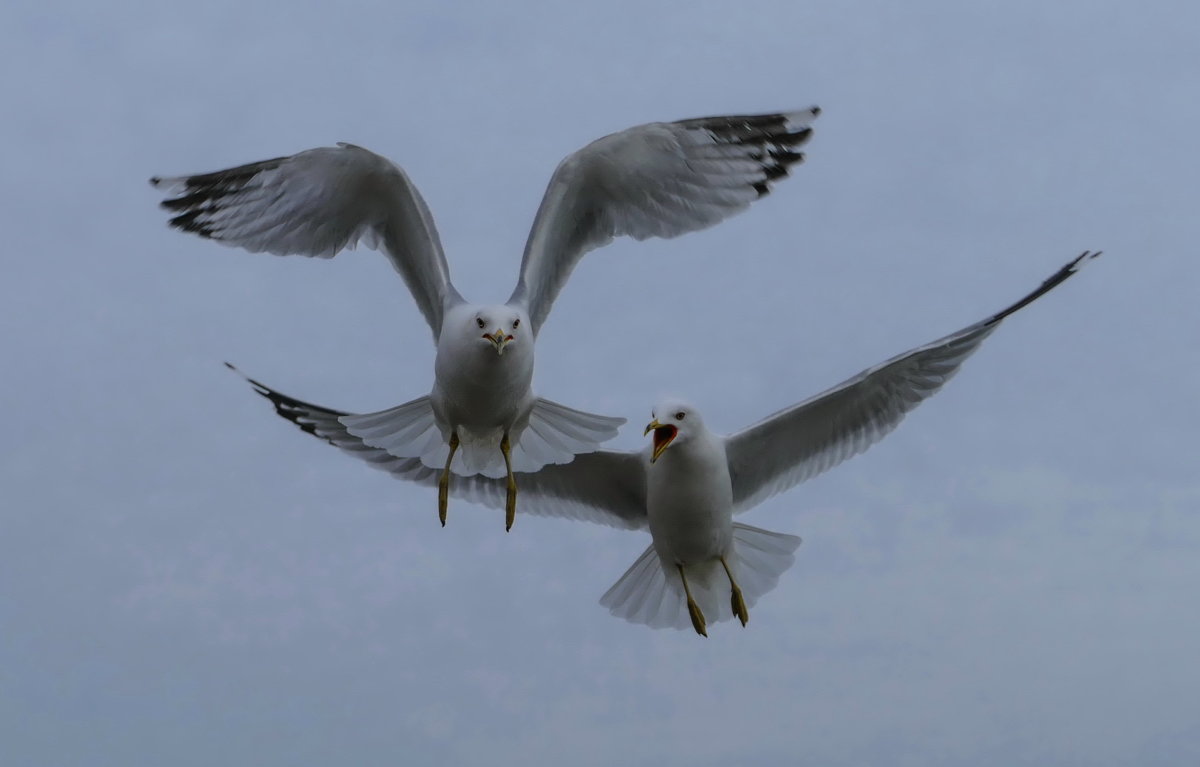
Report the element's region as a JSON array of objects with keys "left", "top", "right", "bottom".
[
  {"left": 152, "top": 107, "right": 820, "bottom": 530},
  {"left": 230, "top": 251, "right": 1099, "bottom": 635}
]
